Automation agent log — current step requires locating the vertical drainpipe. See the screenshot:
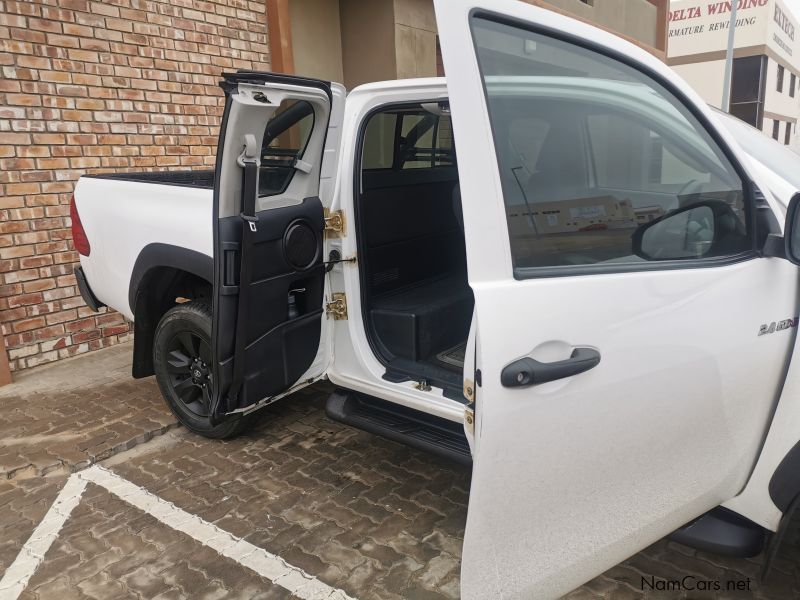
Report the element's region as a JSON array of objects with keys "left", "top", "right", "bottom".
[
  {"left": 652, "top": 0, "right": 668, "bottom": 57},
  {"left": 265, "top": 0, "right": 295, "bottom": 75},
  {"left": 721, "top": 0, "right": 739, "bottom": 112},
  {"left": 0, "top": 332, "right": 12, "bottom": 386}
]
